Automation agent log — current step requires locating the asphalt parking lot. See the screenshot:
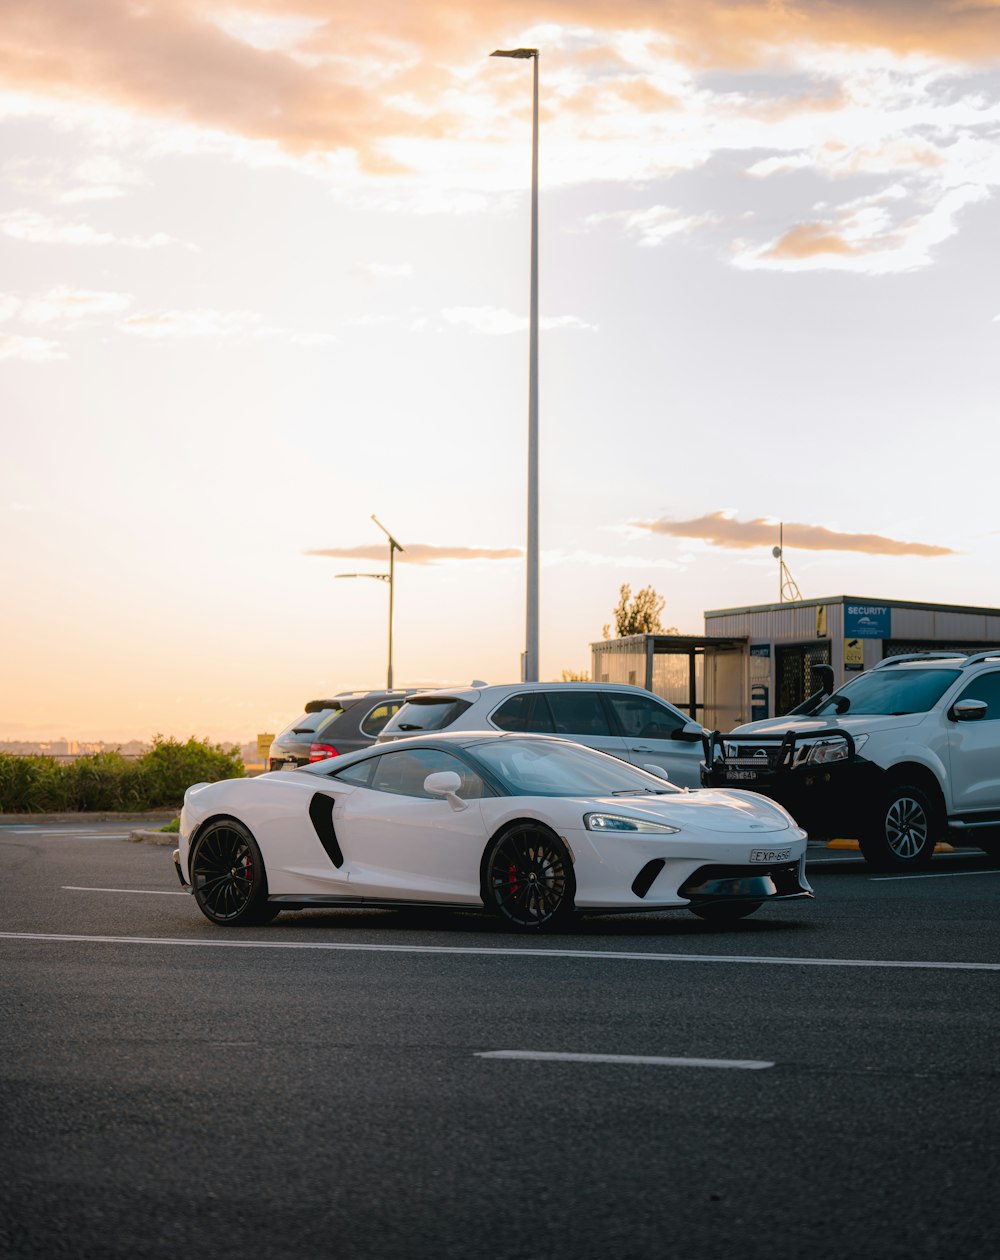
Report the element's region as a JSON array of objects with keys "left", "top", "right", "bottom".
[{"left": 1, "top": 821, "right": 998, "bottom": 1260}]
